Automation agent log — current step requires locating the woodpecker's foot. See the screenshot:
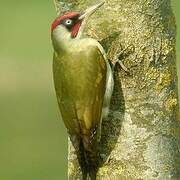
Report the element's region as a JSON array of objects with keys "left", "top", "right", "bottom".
[
  {"left": 114, "top": 44, "right": 135, "bottom": 73},
  {"left": 108, "top": 58, "right": 129, "bottom": 73},
  {"left": 115, "top": 59, "right": 129, "bottom": 72}
]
